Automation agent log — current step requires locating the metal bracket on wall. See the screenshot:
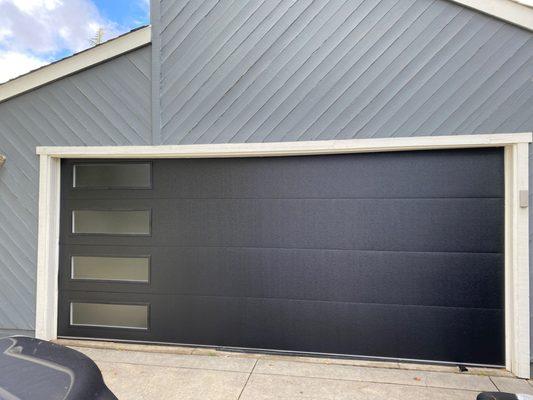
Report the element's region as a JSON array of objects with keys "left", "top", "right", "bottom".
[
  {"left": 0, "top": 155, "right": 5, "bottom": 168},
  {"left": 519, "top": 190, "right": 529, "bottom": 208}
]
